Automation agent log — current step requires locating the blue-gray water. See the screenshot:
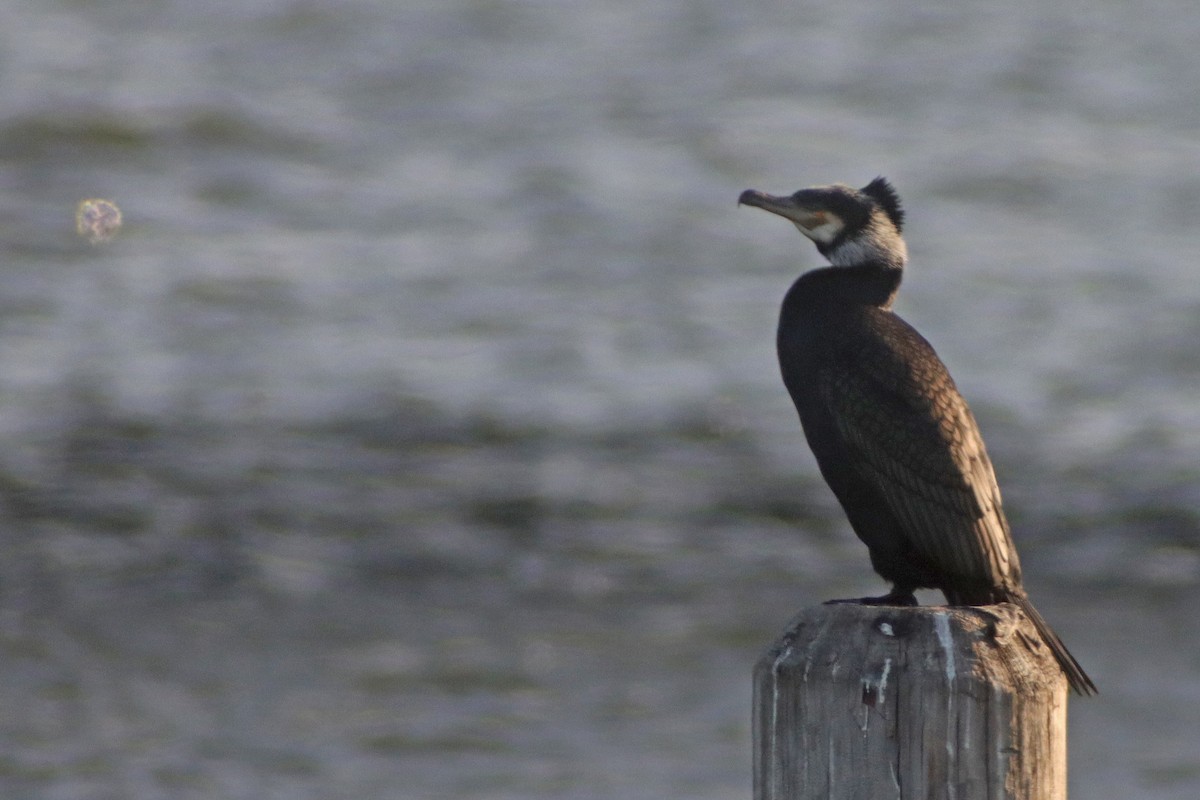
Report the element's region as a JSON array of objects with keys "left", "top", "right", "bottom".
[{"left": 1, "top": 1, "right": 1198, "bottom": 798}]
